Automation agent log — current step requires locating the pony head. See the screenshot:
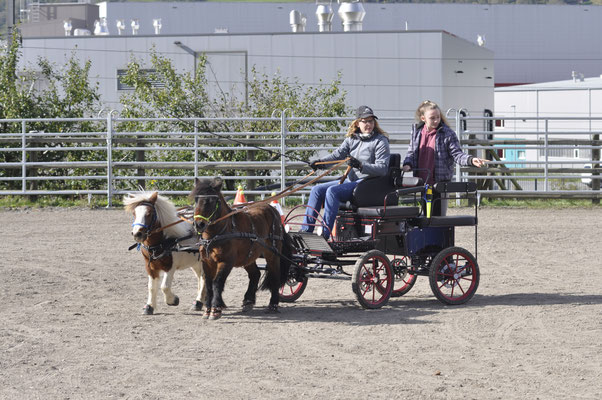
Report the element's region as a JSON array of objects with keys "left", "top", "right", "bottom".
[
  {"left": 191, "top": 177, "right": 224, "bottom": 234},
  {"left": 124, "top": 191, "right": 159, "bottom": 242}
]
